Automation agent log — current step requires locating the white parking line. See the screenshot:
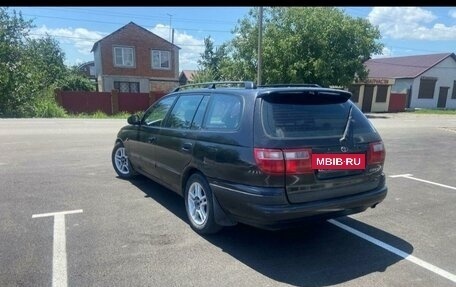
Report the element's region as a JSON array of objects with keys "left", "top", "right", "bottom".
[
  {"left": 389, "top": 174, "right": 456, "bottom": 191},
  {"left": 329, "top": 219, "right": 456, "bottom": 283},
  {"left": 33, "top": 209, "right": 83, "bottom": 287}
]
